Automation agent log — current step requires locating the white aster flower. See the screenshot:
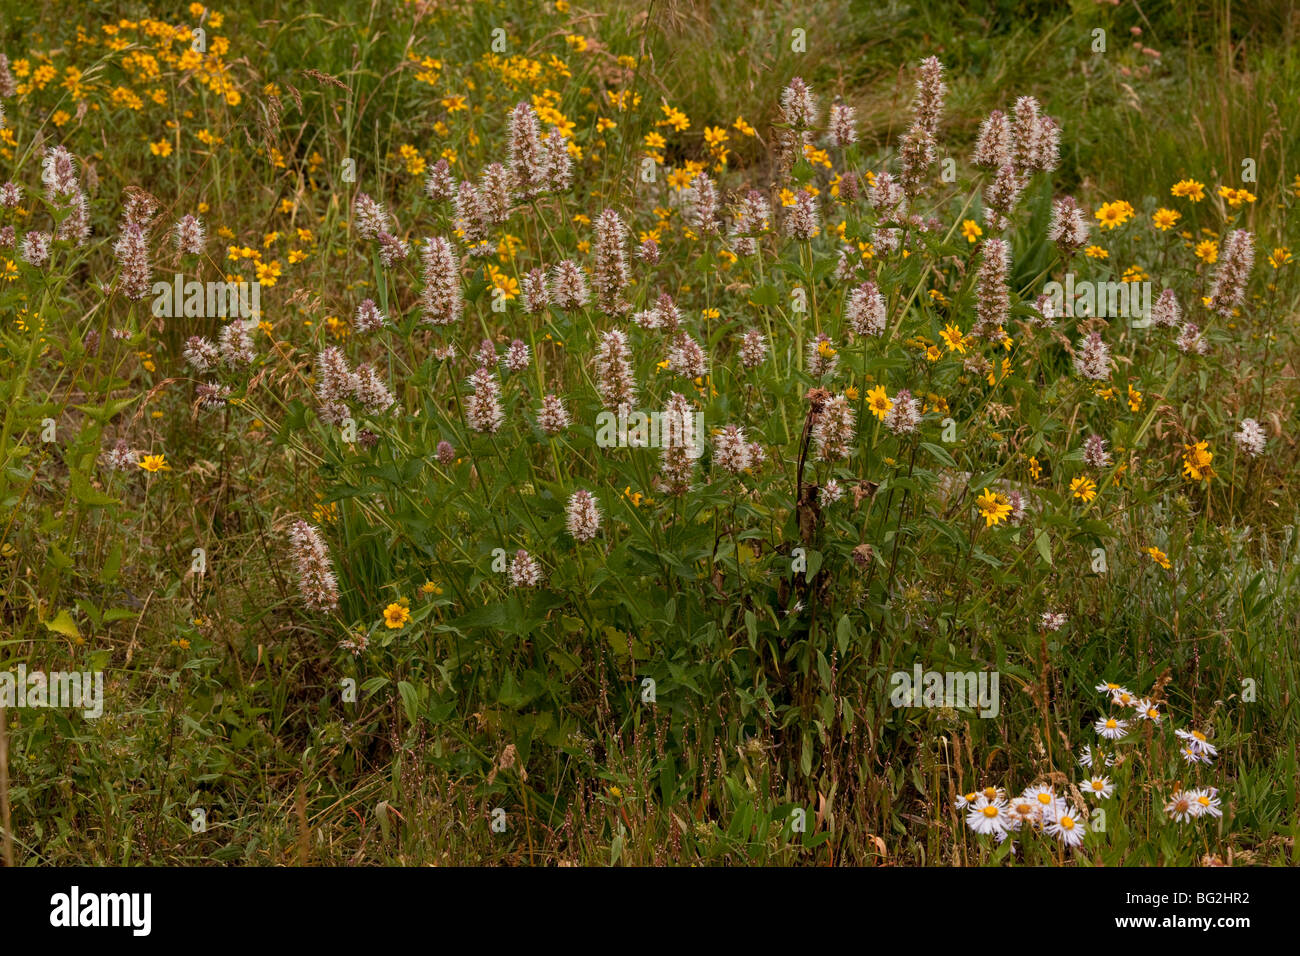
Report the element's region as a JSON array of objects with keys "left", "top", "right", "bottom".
[
  {"left": 1005, "top": 796, "right": 1040, "bottom": 831},
  {"left": 965, "top": 796, "right": 1009, "bottom": 837},
  {"left": 1110, "top": 687, "right": 1138, "bottom": 708},
  {"left": 1165, "top": 790, "right": 1196, "bottom": 823},
  {"left": 1189, "top": 787, "right": 1222, "bottom": 819},
  {"left": 1096, "top": 716, "right": 1129, "bottom": 740},
  {"left": 1082, "top": 775, "right": 1114, "bottom": 799},
  {"left": 1134, "top": 699, "right": 1163, "bottom": 723},
  {"left": 1045, "top": 808, "right": 1086, "bottom": 847},
  {"left": 1175, "top": 727, "right": 1218, "bottom": 758},
  {"left": 1022, "top": 784, "right": 1066, "bottom": 820}
]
